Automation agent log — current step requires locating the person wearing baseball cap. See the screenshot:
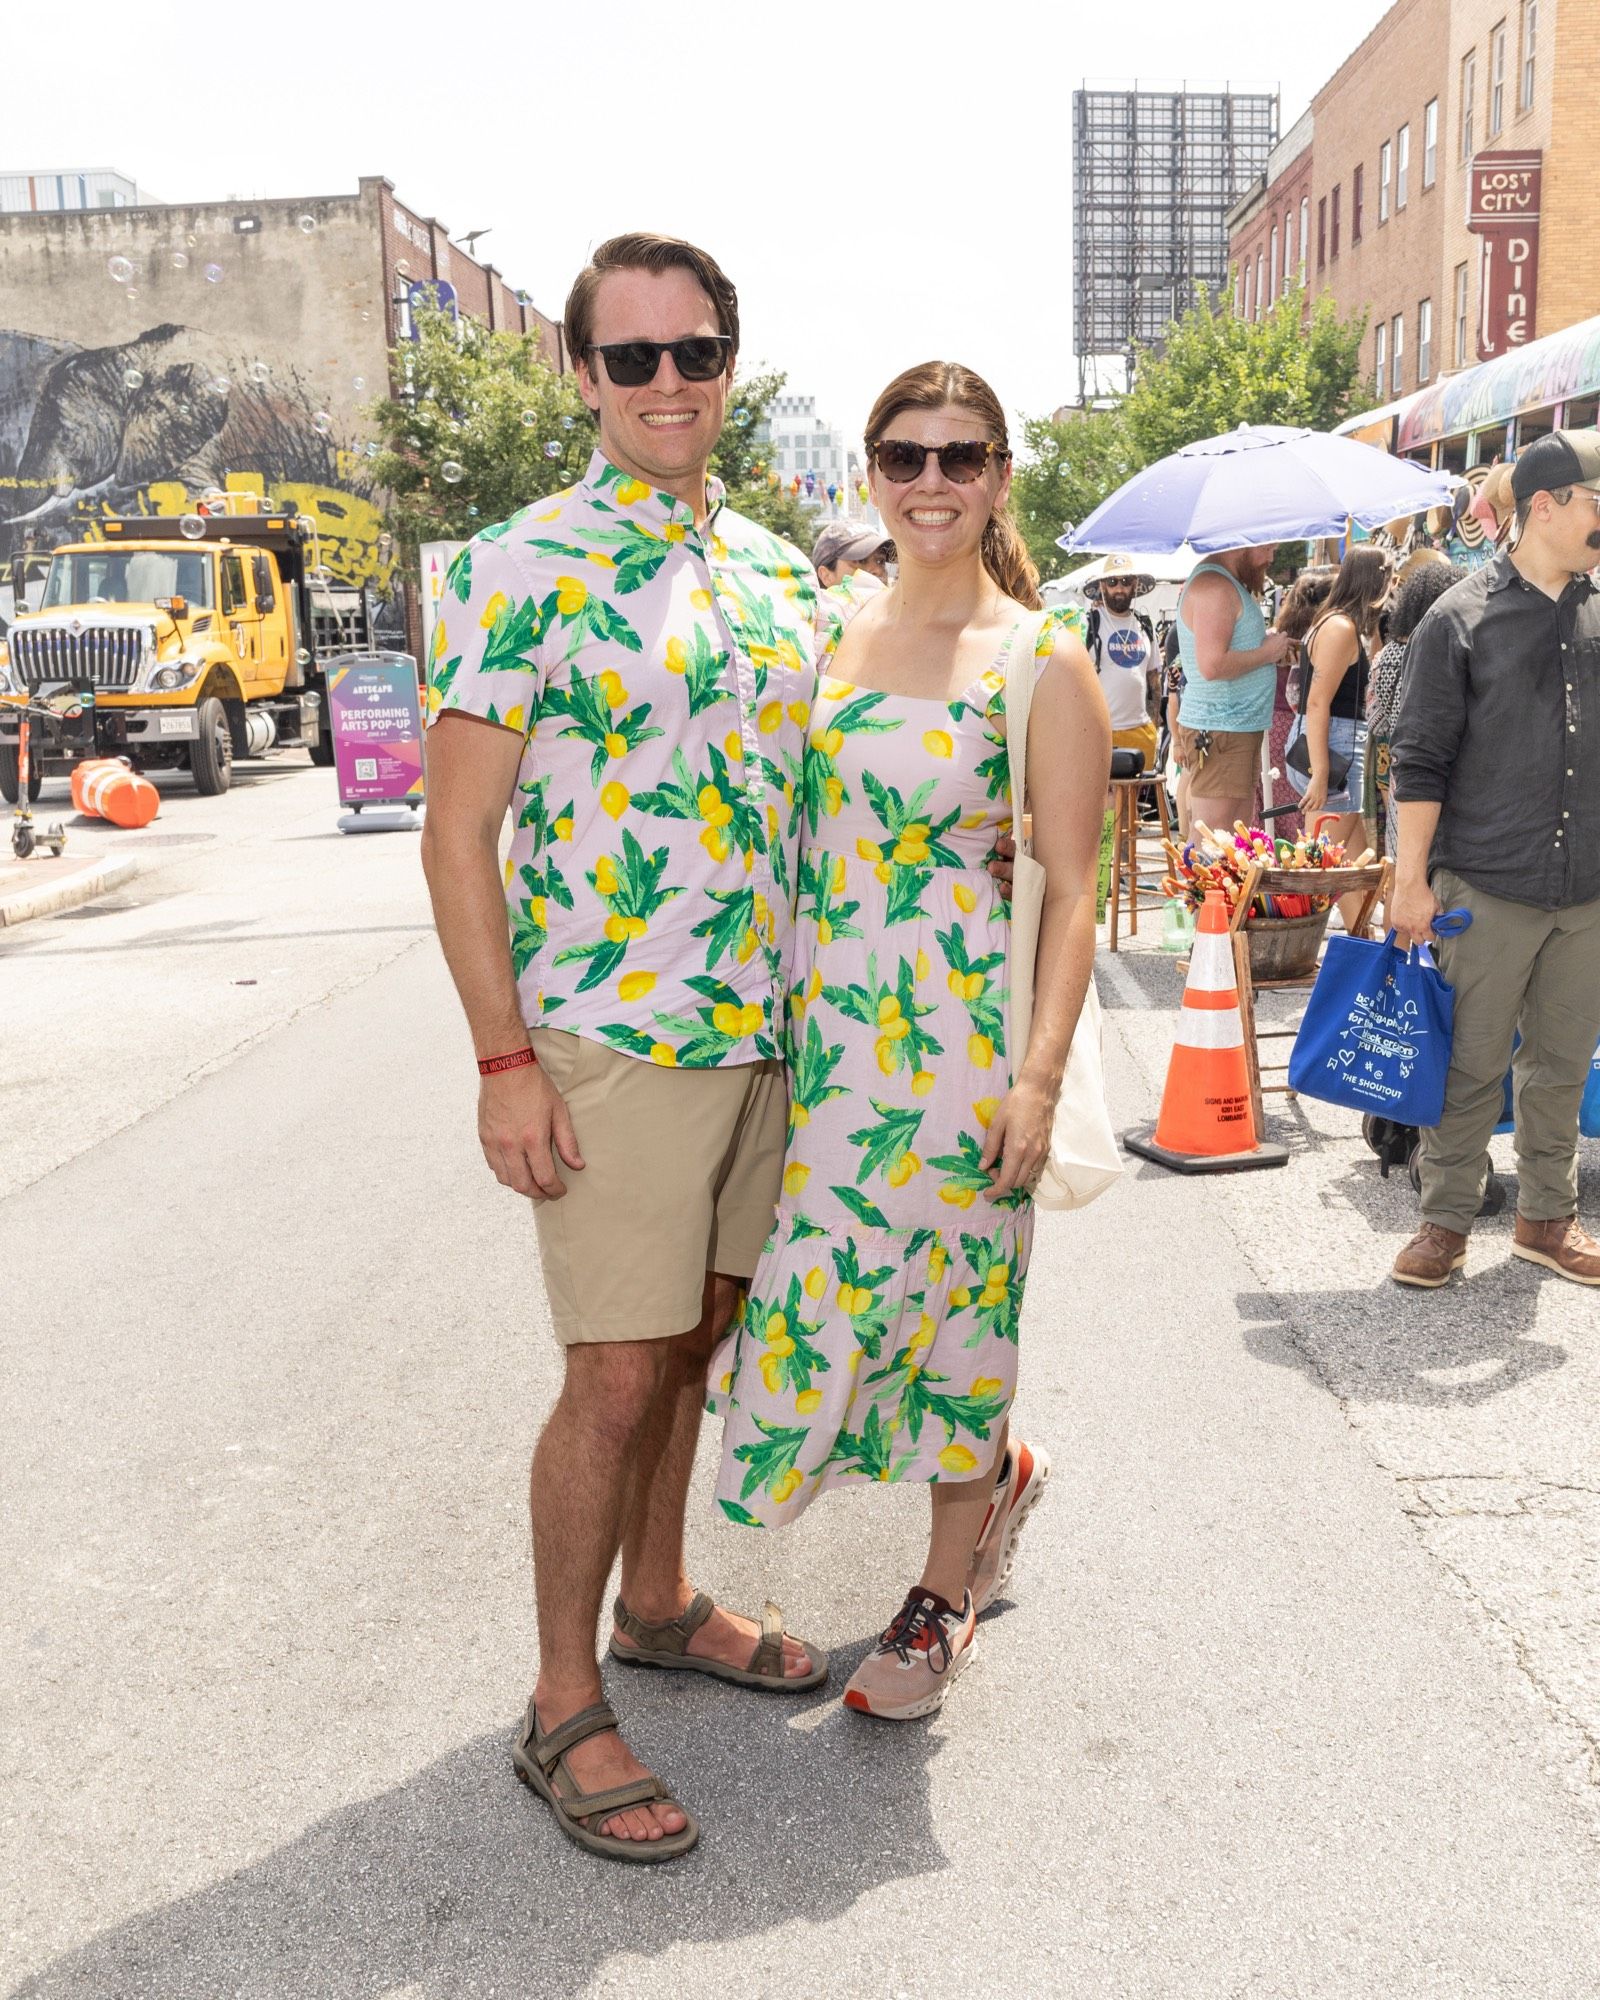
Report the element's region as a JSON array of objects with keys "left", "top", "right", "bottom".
[
  {"left": 1083, "top": 554, "right": 1160, "bottom": 768},
  {"left": 1389, "top": 427, "right": 1600, "bottom": 1289},
  {"left": 811, "top": 521, "right": 893, "bottom": 594}
]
